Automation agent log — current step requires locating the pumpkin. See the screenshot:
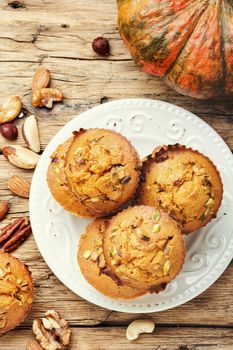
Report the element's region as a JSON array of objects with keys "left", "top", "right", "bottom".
[{"left": 117, "top": 0, "right": 233, "bottom": 99}]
